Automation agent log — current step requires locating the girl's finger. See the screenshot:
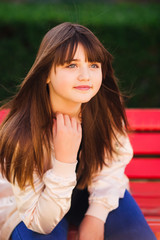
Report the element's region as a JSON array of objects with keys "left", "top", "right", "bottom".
[
  {"left": 64, "top": 114, "right": 71, "bottom": 127},
  {"left": 77, "top": 122, "right": 82, "bottom": 134},
  {"left": 52, "top": 118, "right": 57, "bottom": 137},
  {"left": 71, "top": 117, "right": 77, "bottom": 129},
  {"left": 56, "top": 113, "right": 64, "bottom": 130}
]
